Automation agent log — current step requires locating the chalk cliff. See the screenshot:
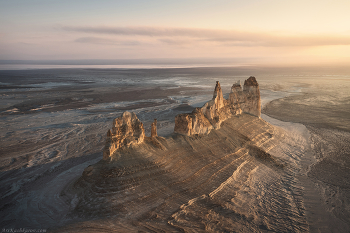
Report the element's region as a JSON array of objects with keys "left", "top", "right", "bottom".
[
  {"left": 64, "top": 76, "right": 311, "bottom": 232},
  {"left": 174, "top": 76, "right": 261, "bottom": 136},
  {"left": 103, "top": 111, "right": 145, "bottom": 159},
  {"left": 67, "top": 113, "right": 305, "bottom": 232},
  {"left": 103, "top": 76, "right": 261, "bottom": 158}
]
